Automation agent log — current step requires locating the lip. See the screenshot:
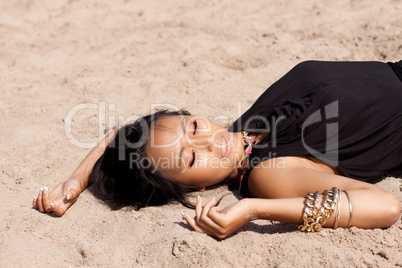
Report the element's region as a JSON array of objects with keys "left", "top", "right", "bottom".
[{"left": 221, "top": 135, "right": 230, "bottom": 158}]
